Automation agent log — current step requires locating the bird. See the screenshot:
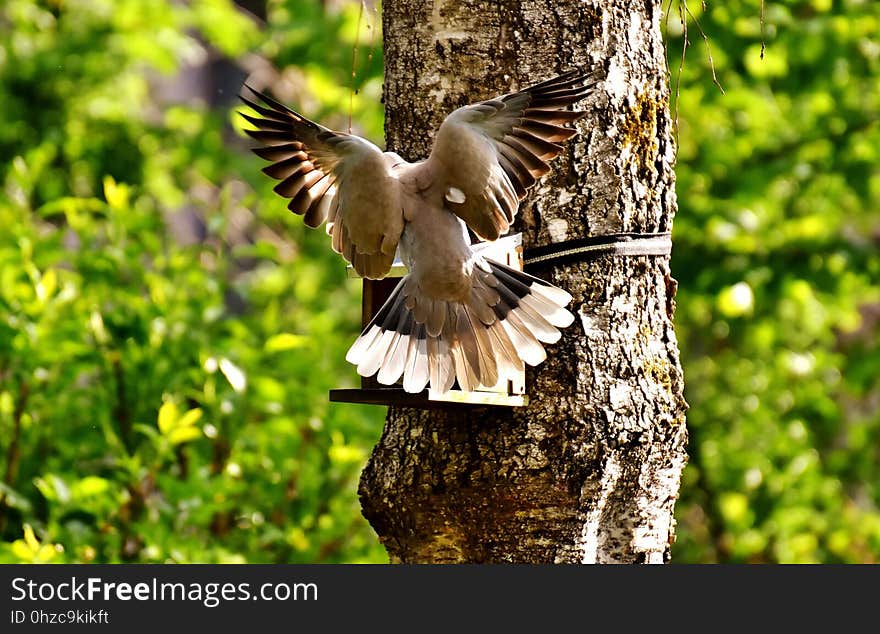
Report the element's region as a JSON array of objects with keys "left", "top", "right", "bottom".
[{"left": 239, "top": 69, "right": 599, "bottom": 394}]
